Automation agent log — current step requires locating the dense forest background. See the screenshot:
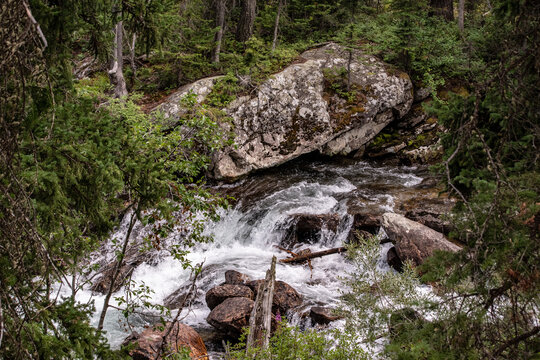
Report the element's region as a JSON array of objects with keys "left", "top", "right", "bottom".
[{"left": 0, "top": 0, "right": 538, "bottom": 359}]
